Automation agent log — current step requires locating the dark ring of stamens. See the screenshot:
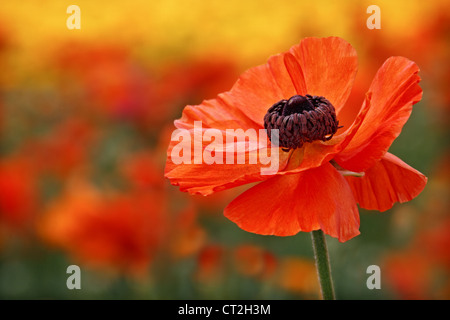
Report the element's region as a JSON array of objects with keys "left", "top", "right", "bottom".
[{"left": 264, "top": 94, "right": 341, "bottom": 150}]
